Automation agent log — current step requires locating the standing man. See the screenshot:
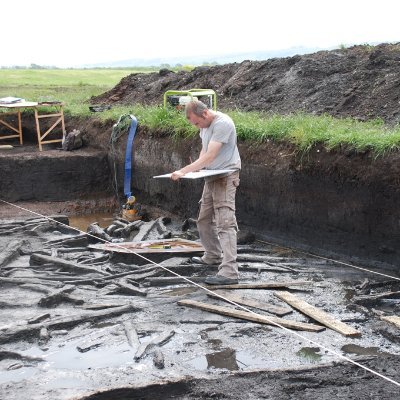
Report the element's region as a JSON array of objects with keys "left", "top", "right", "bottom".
[{"left": 171, "top": 100, "right": 241, "bottom": 285}]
